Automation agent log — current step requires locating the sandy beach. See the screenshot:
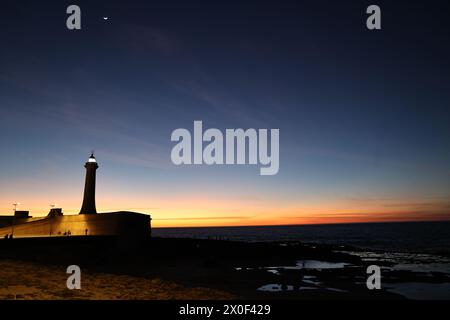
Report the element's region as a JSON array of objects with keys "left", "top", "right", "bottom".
[{"left": 0, "top": 259, "right": 234, "bottom": 300}]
